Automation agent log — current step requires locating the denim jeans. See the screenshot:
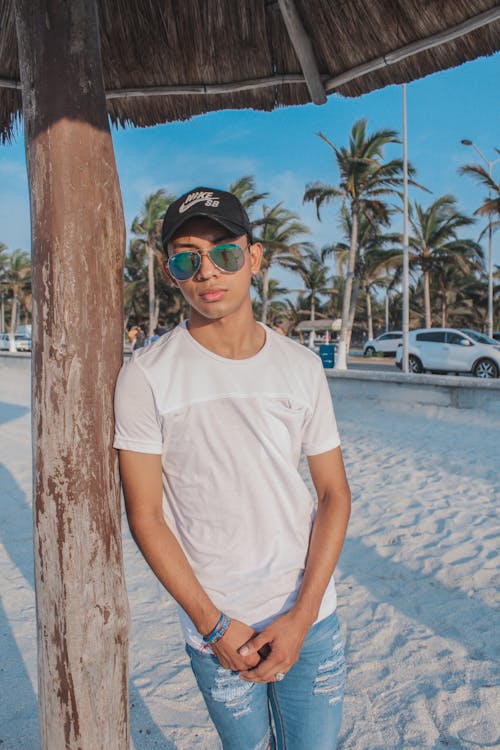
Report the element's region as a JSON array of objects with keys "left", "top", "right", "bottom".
[{"left": 186, "top": 610, "right": 345, "bottom": 750}]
